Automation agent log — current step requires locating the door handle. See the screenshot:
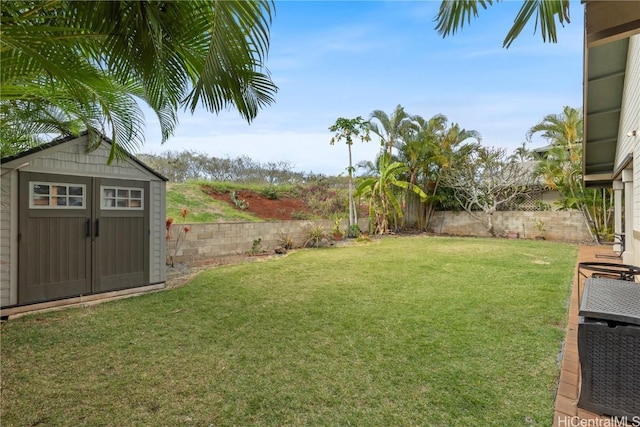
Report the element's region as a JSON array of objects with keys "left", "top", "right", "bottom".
[
  {"left": 86, "top": 218, "right": 91, "bottom": 238},
  {"left": 95, "top": 218, "right": 100, "bottom": 238}
]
